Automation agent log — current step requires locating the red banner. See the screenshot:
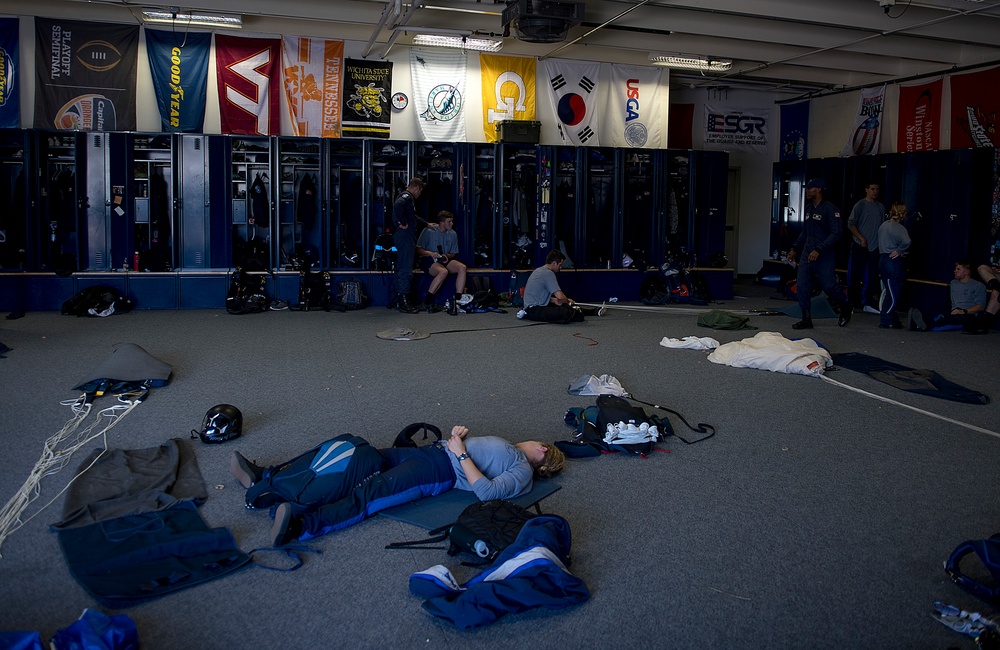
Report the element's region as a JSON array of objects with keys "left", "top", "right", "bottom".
[
  {"left": 215, "top": 35, "right": 281, "bottom": 136},
  {"left": 897, "top": 79, "right": 942, "bottom": 152},
  {"left": 950, "top": 66, "right": 1000, "bottom": 148}
]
